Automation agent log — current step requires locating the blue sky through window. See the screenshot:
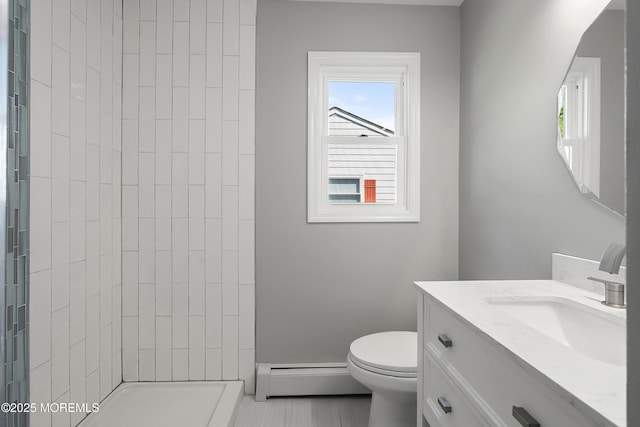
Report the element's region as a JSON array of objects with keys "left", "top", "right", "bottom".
[{"left": 328, "top": 81, "right": 396, "bottom": 131}]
